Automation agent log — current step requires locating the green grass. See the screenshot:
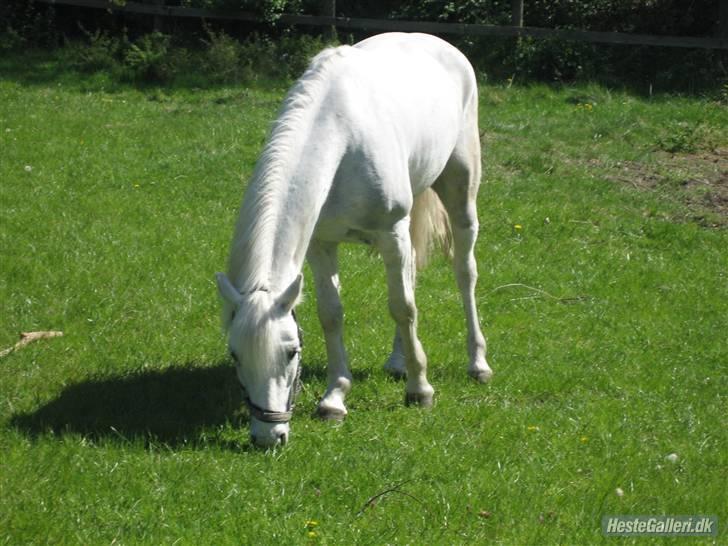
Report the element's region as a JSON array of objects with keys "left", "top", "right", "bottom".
[{"left": 1, "top": 50, "right": 726, "bottom": 544}]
